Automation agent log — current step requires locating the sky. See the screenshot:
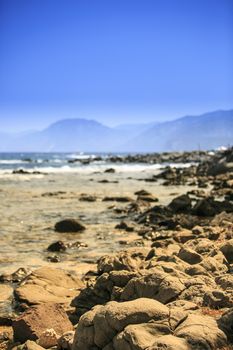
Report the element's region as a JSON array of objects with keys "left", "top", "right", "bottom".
[{"left": 0, "top": 0, "right": 232, "bottom": 132}]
